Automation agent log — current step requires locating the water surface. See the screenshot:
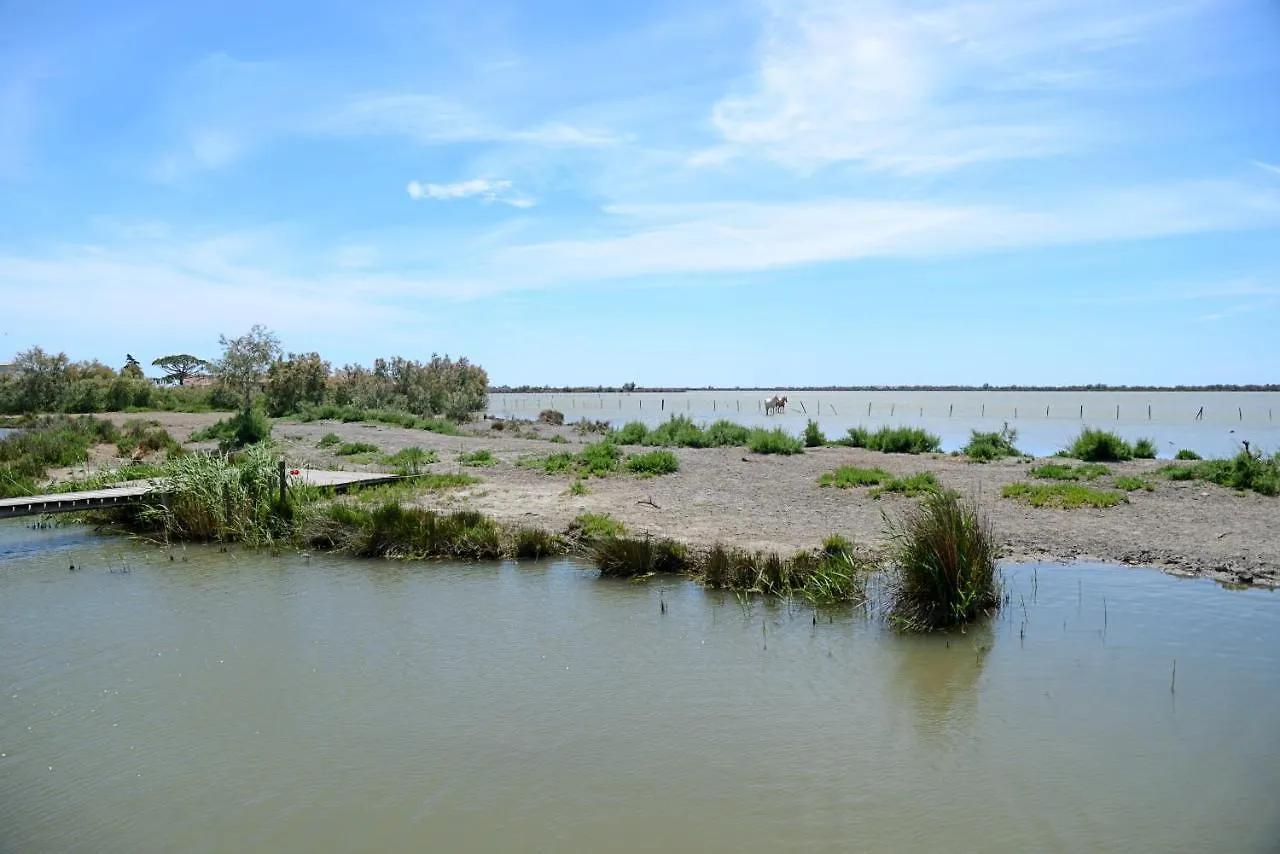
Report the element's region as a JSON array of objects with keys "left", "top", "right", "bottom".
[{"left": 2, "top": 521, "right": 1278, "bottom": 853}]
